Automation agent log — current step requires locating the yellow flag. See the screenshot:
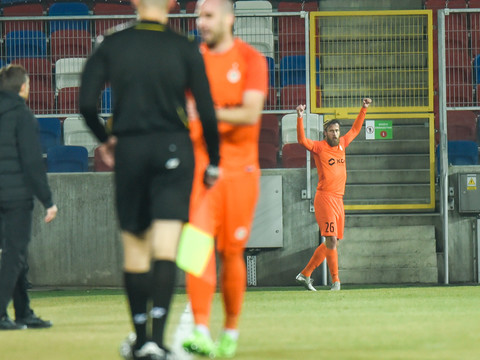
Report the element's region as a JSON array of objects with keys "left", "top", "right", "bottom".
[{"left": 176, "top": 223, "right": 214, "bottom": 277}]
